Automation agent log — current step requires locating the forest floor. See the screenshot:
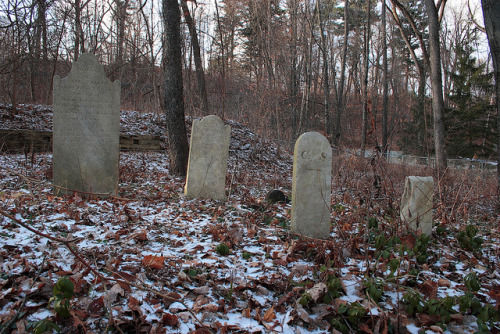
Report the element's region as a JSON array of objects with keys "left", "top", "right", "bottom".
[{"left": 0, "top": 104, "right": 499, "bottom": 333}]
